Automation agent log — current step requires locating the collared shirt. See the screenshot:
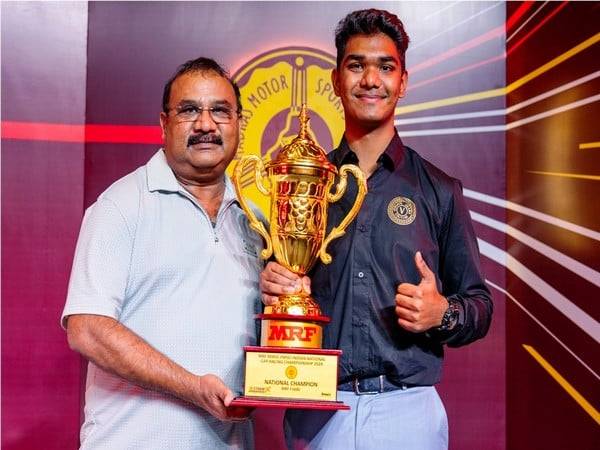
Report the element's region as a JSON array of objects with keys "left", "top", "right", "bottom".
[
  {"left": 311, "top": 134, "right": 492, "bottom": 386},
  {"left": 62, "top": 149, "right": 262, "bottom": 449}
]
